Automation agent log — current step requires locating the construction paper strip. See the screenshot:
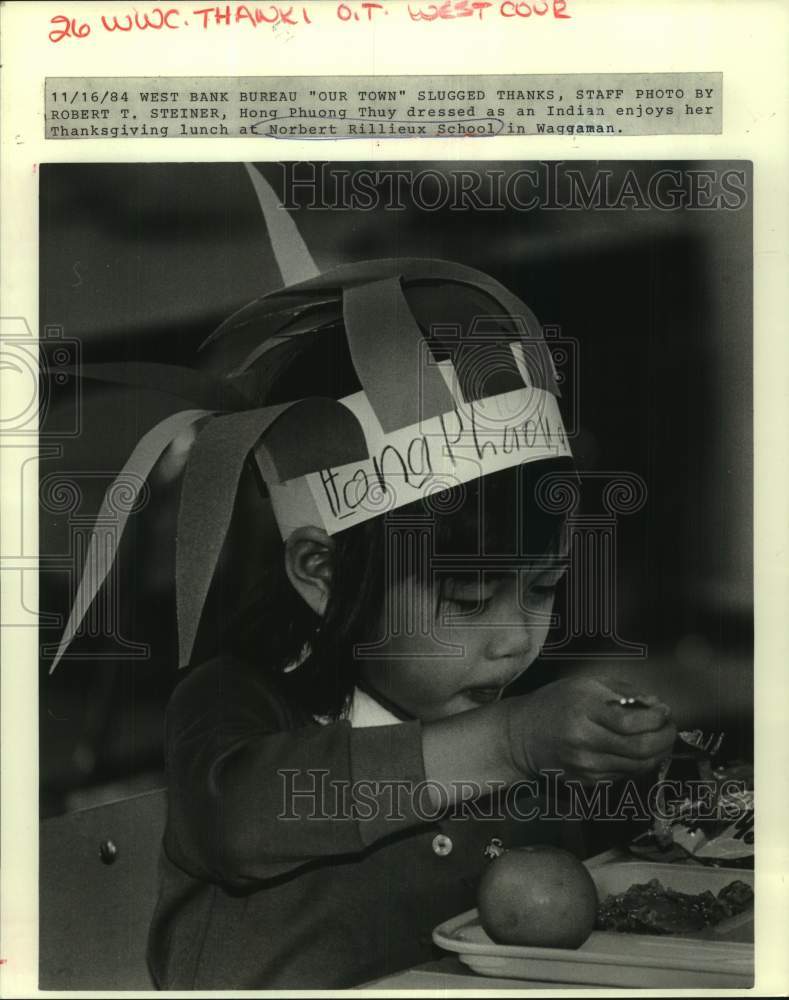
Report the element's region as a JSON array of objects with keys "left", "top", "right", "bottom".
[
  {"left": 212, "top": 257, "right": 535, "bottom": 319},
  {"left": 404, "top": 280, "right": 505, "bottom": 340},
  {"left": 243, "top": 255, "right": 559, "bottom": 396},
  {"left": 274, "top": 301, "right": 344, "bottom": 338},
  {"left": 198, "top": 297, "right": 338, "bottom": 366},
  {"left": 204, "top": 255, "right": 557, "bottom": 392},
  {"left": 374, "top": 281, "right": 527, "bottom": 399},
  {"left": 228, "top": 300, "right": 341, "bottom": 376},
  {"left": 200, "top": 307, "right": 306, "bottom": 374},
  {"left": 244, "top": 163, "right": 320, "bottom": 287},
  {"left": 175, "top": 403, "right": 297, "bottom": 668},
  {"left": 176, "top": 406, "right": 288, "bottom": 667},
  {"left": 203, "top": 256, "right": 529, "bottom": 341},
  {"left": 263, "top": 397, "right": 369, "bottom": 481},
  {"left": 264, "top": 257, "right": 491, "bottom": 304},
  {"left": 52, "top": 390, "right": 210, "bottom": 472},
  {"left": 229, "top": 335, "right": 299, "bottom": 377},
  {"left": 225, "top": 346, "right": 313, "bottom": 411},
  {"left": 405, "top": 270, "right": 558, "bottom": 396},
  {"left": 478, "top": 282, "right": 560, "bottom": 397},
  {"left": 49, "top": 408, "right": 211, "bottom": 673},
  {"left": 343, "top": 277, "right": 456, "bottom": 434},
  {"left": 176, "top": 393, "right": 371, "bottom": 667}
]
